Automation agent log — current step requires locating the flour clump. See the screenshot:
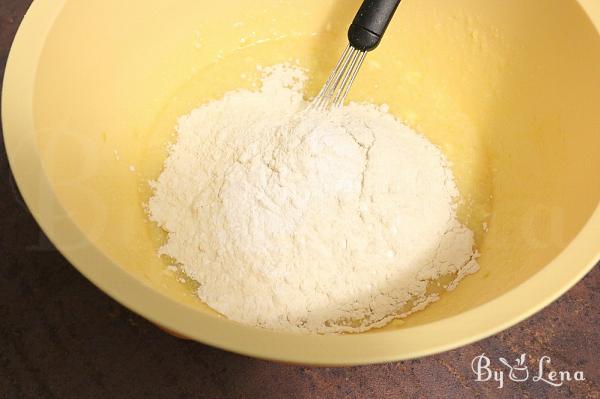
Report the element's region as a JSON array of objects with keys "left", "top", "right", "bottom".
[{"left": 148, "top": 64, "right": 479, "bottom": 334}]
